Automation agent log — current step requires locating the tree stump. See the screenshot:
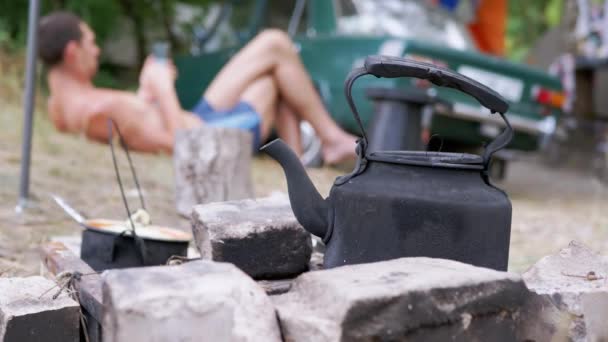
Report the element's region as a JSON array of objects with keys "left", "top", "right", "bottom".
[{"left": 174, "top": 126, "right": 254, "bottom": 217}]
